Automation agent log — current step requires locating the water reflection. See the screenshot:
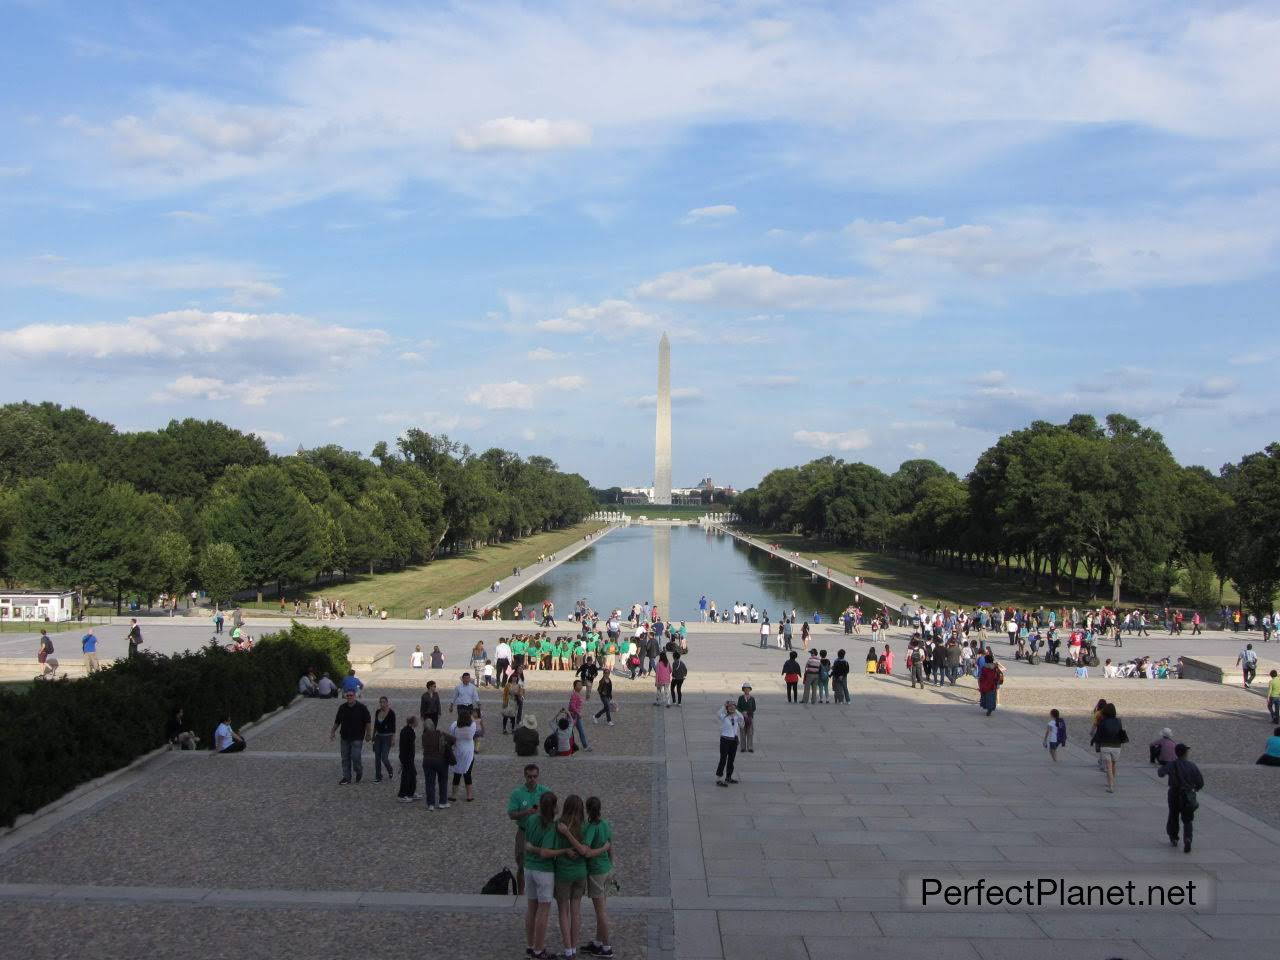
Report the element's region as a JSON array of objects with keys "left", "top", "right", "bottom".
[{"left": 653, "top": 525, "right": 671, "bottom": 618}]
